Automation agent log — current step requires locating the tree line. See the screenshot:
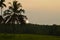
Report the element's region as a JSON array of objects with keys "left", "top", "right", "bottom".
[{"left": 0, "top": 24, "right": 60, "bottom": 36}]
